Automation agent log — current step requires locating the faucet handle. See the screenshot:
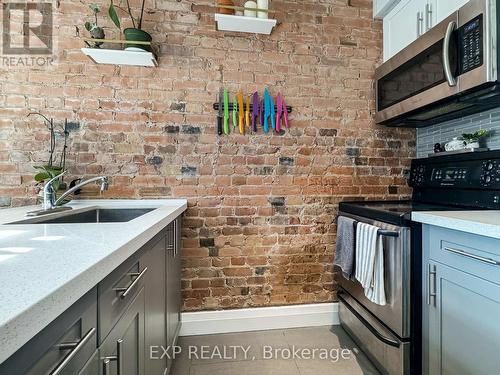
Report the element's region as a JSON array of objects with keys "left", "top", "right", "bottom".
[{"left": 45, "top": 171, "right": 67, "bottom": 187}]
